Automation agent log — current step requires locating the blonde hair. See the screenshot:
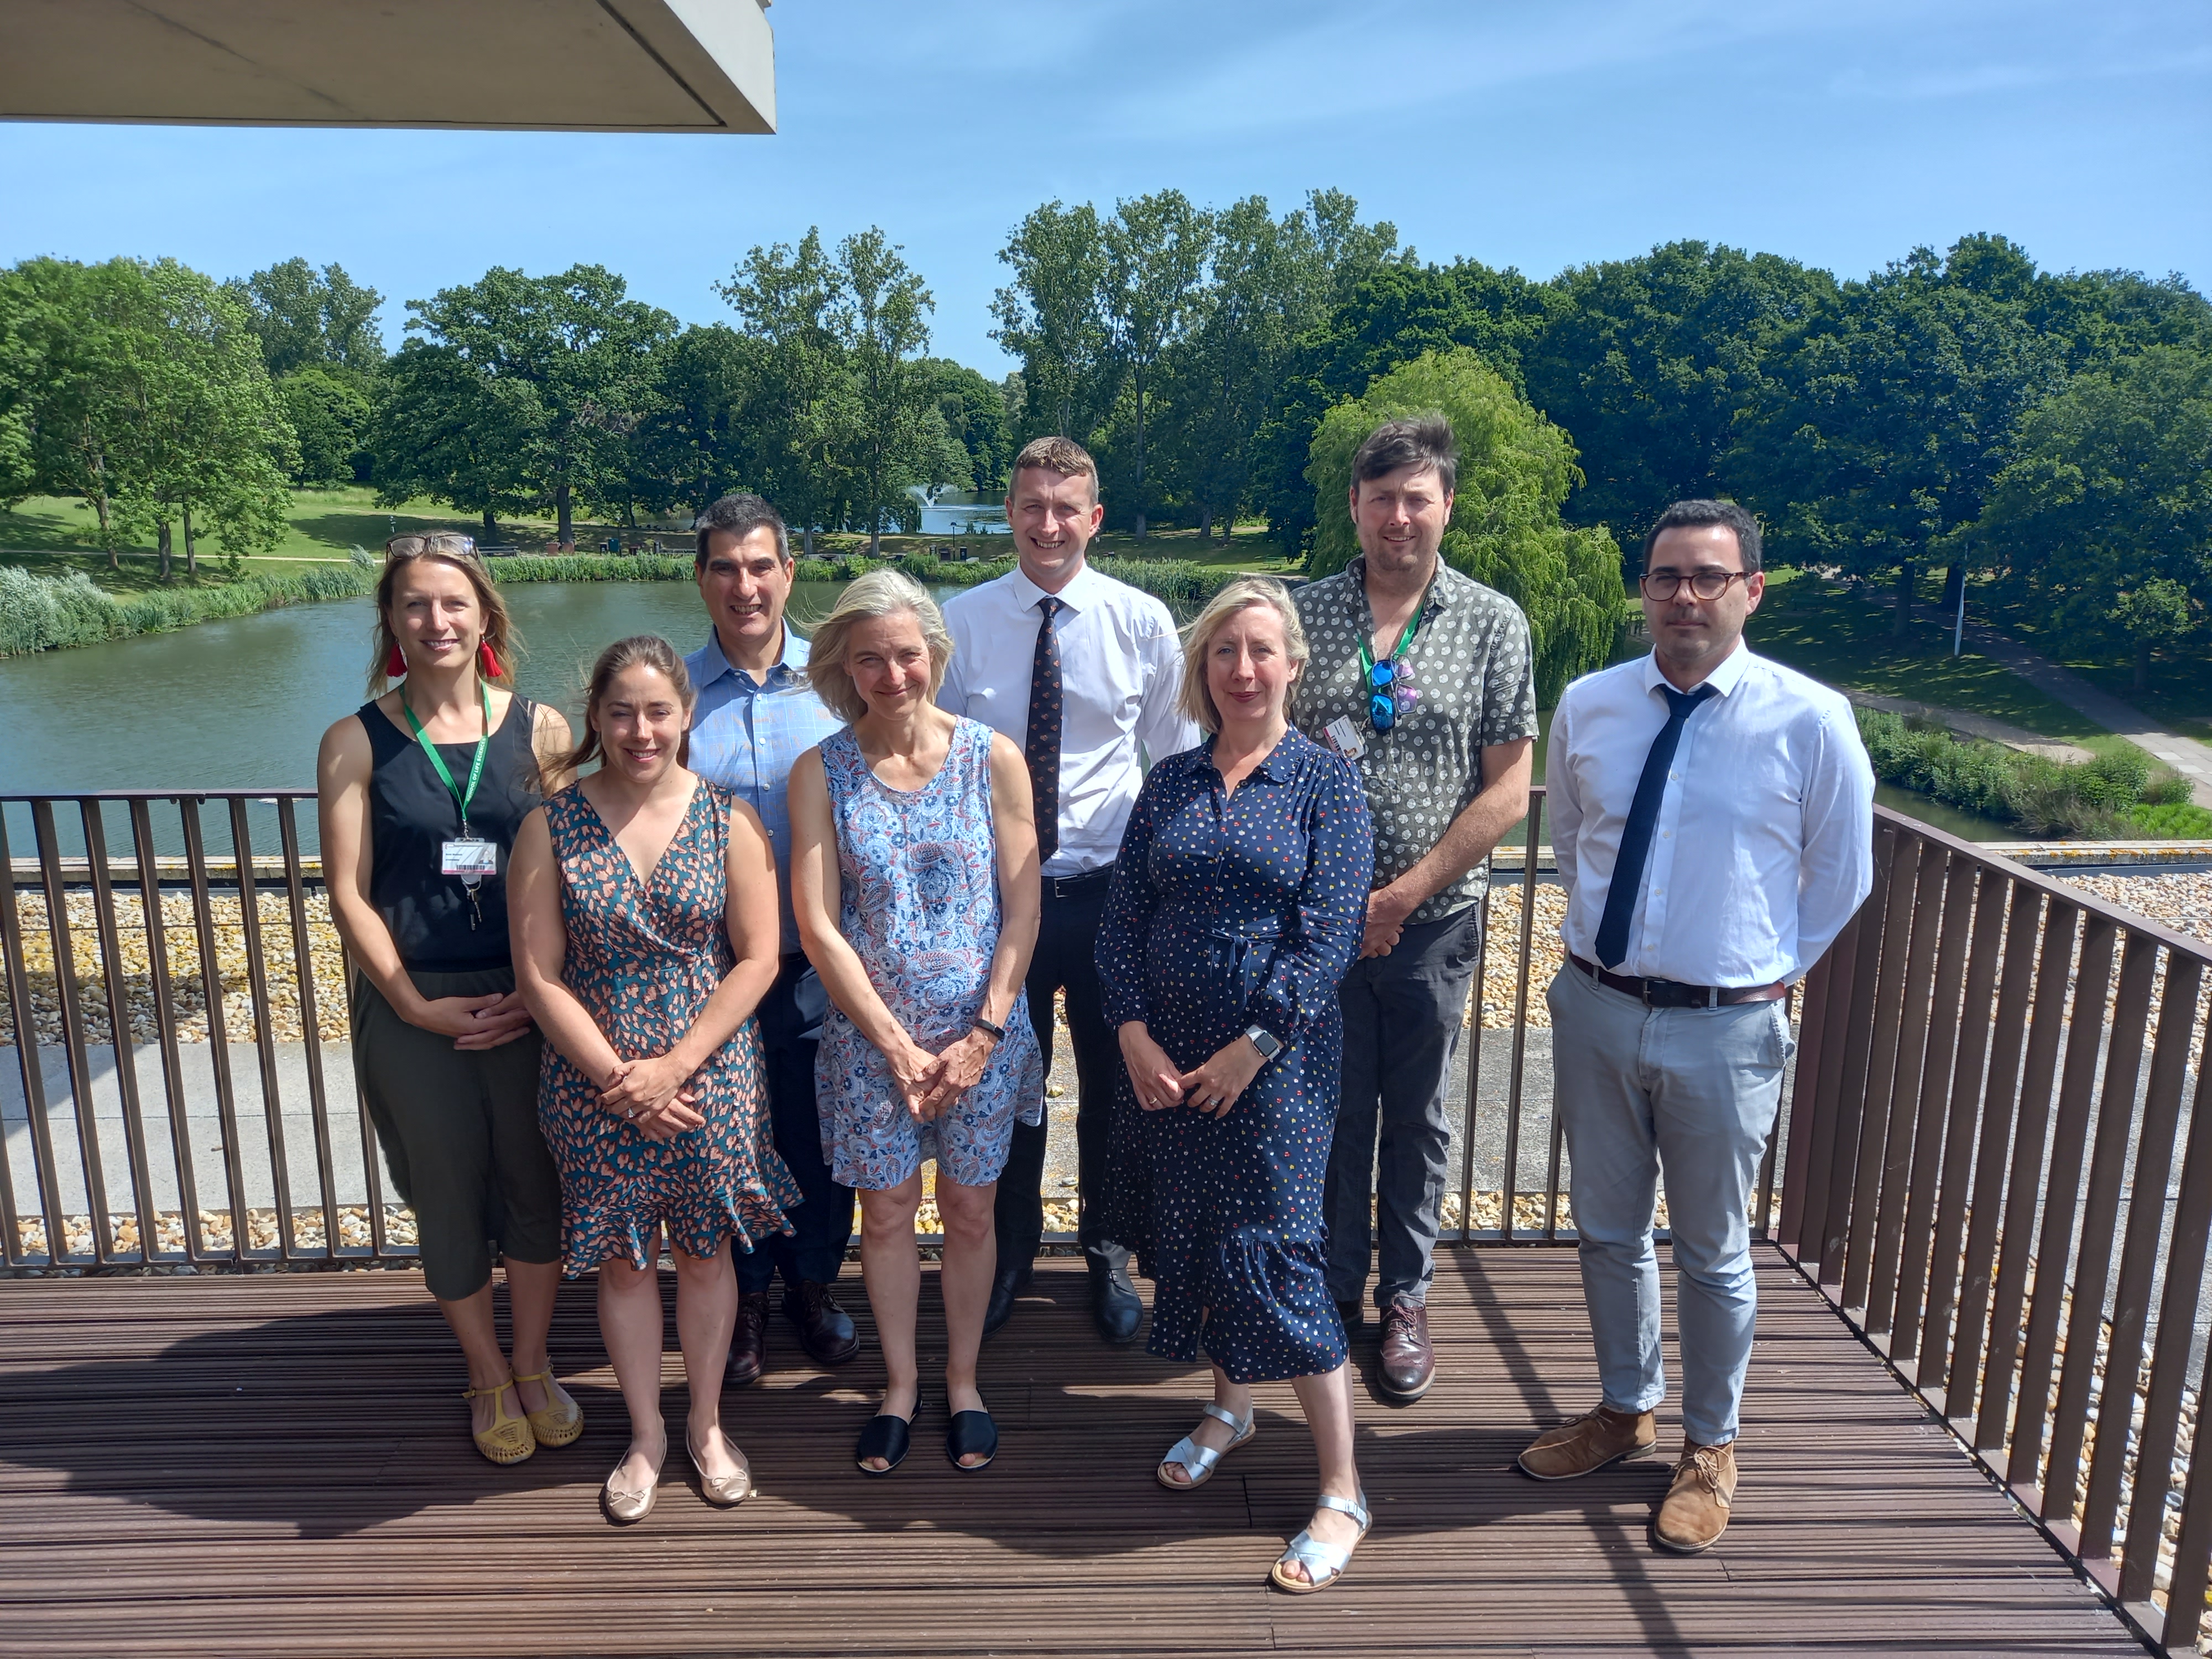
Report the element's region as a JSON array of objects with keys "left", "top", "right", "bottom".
[
  {"left": 564, "top": 634, "right": 694, "bottom": 775},
  {"left": 805, "top": 570, "right": 952, "bottom": 724},
  {"left": 367, "top": 531, "right": 520, "bottom": 696},
  {"left": 1177, "top": 577, "right": 1309, "bottom": 735}
]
